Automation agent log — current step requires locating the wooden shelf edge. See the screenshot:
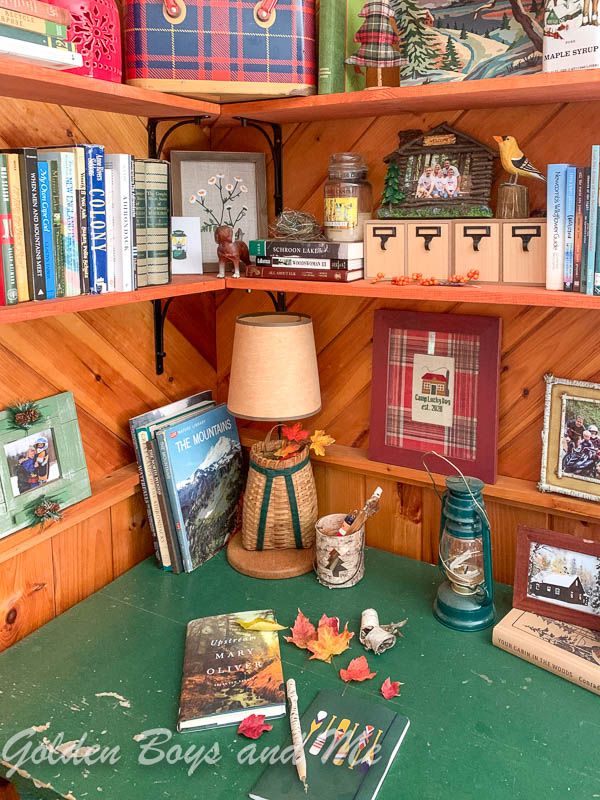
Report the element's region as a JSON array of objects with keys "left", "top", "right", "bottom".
[
  {"left": 227, "top": 277, "right": 600, "bottom": 308},
  {"left": 0, "top": 275, "right": 225, "bottom": 324},
  {"left": 241, "top": 433, "right": 600, "bottom": 522},
  {"left": 0, "top": 56, "right": 220, "bottom": 119},
  {"left": 0, "top": 463, "right": 140, "bottom": 565},
  {"left": 220, "top": 69, "right": 600, "bottom": 124}
]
